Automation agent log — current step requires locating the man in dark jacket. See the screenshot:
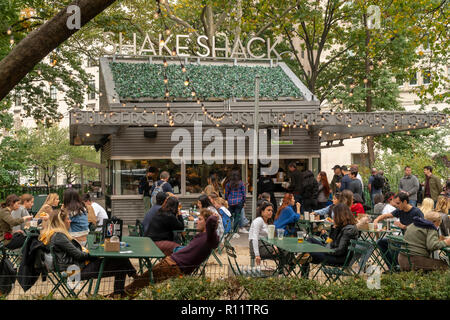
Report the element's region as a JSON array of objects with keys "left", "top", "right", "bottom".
[
  {"left": 423, "top": 166, "right": 442, "bottom": 203},
  {"left": 300, "top": 170, "right": 319, "bottom": 212},
  {"left": 287, "top": 162, "right": 303, "bottom": 207},
  {"left": 337, "top": 166, "right": 352, "bottom": 192},
  {"left": 330, "top": 165, "right": 343, "bottom": 195},
  {"left": 348, "top": 169, "right": 363, "bottom": 199}
]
